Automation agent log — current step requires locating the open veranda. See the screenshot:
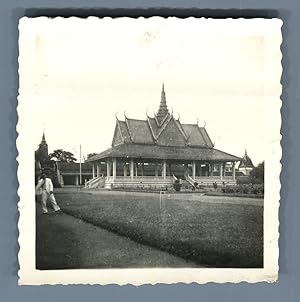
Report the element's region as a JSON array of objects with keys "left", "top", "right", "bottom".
[{"left": 36, "top": 188, "right": 263, "bottom": 269}]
